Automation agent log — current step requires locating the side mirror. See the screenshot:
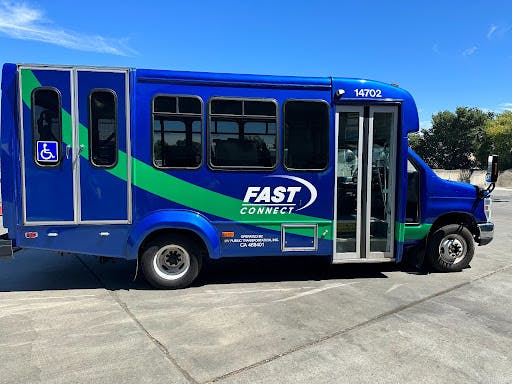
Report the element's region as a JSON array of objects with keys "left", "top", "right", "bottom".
[{"left": 486, "top": 155, "right": 499, "bottom": 183}]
